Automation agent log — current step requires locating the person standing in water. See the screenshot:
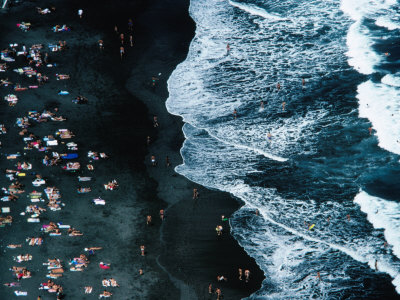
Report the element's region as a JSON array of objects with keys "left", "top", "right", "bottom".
[
  {"left": 226, "top": 43, "right": 230, "bottom": 54},
  {"left": 260, "top": 100, "right": 264, "bottom": 109},
  {"left": 233, "top": 109, "right": 237, "bottom": 119},
  {"left": 282, "top": 101, "right": 286, "bottom": 111},
  {"left": 277, "top": 82, "right": 281, "bottom": 91},
  {"left": 302, "top": 78, "right": 305, "bottom": 87}
]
